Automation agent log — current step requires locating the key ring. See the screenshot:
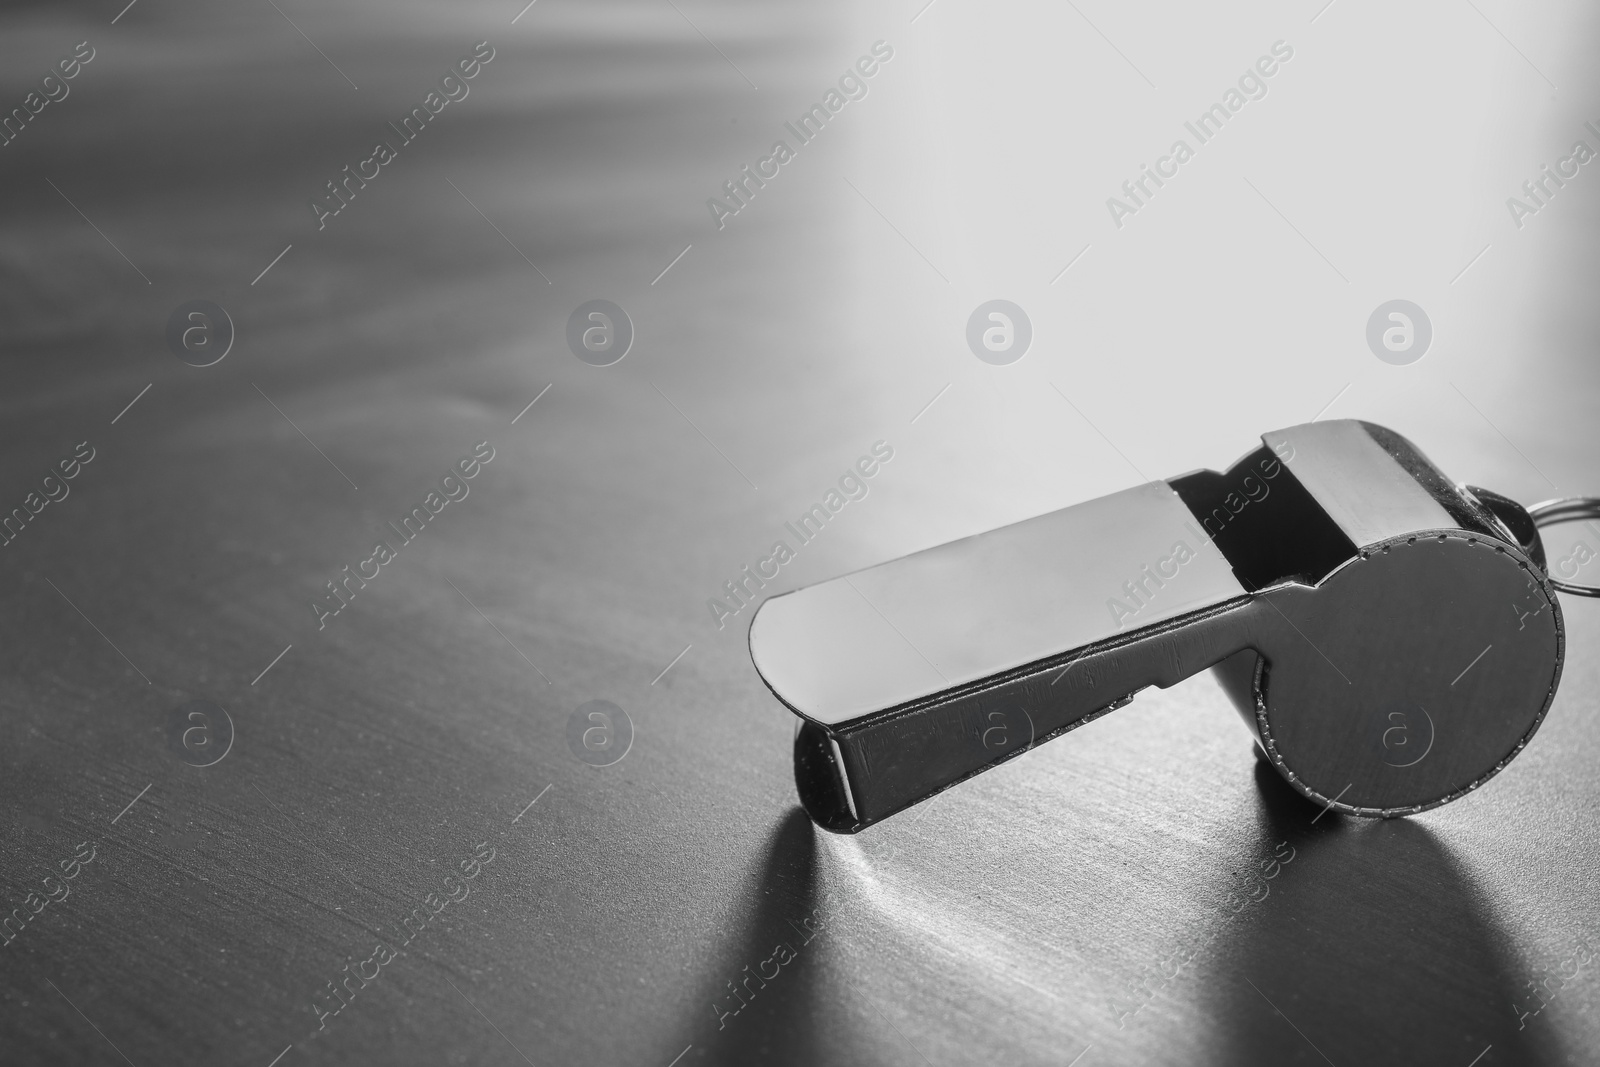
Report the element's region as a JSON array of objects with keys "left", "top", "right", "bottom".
[{"left": 1529, "top": 497, "right": 1600, "bottom": 597}]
